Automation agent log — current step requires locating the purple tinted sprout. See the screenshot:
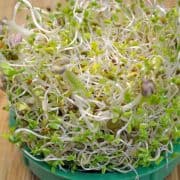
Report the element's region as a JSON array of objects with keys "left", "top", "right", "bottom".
[
  {"left": 9, "top": 33, "right": 22, "bottom": 47},
  {"left": 141, "top": 79, "right": 155, "bottom": 96}
]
